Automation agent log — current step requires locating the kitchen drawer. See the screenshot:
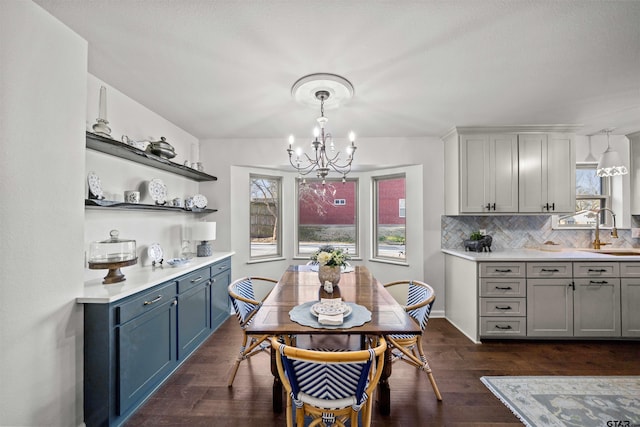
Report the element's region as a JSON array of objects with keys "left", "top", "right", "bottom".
[
  {"left": 573, "top": 262, "right": 619, "bottom": 278},
  {"left": 480, "top": 298, "right": 526, "bottom": 316},
  {"left": 211, "top": 258, "right": 231, "bottom": 275},
  {"left": 177, "top": 266, "right": 211, "bottom": 294},
  {"left": 117, "top": 281, "right": 177, "bottom": 325},
  {"left": 619, "top": 262, "right": 640, "bottom": 277},
  {"left": 480, "top": 317, "right": 526, "bottom": 337},
  {"left": 480, "top": 278, "right": 526, "bottom": 297},
  {"left": 527, "top": 262, "right": 572, "bottom": 278},
  {"left": 479, "top": 262, "right": 525, "bottom": 278}
]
